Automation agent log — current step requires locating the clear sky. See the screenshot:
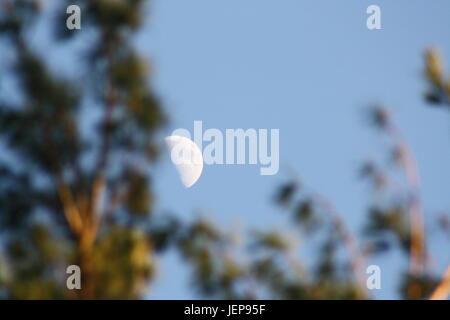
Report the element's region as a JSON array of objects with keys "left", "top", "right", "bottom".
[{"left": 15, "top": 0, "right": 450, "bottom": 299}]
